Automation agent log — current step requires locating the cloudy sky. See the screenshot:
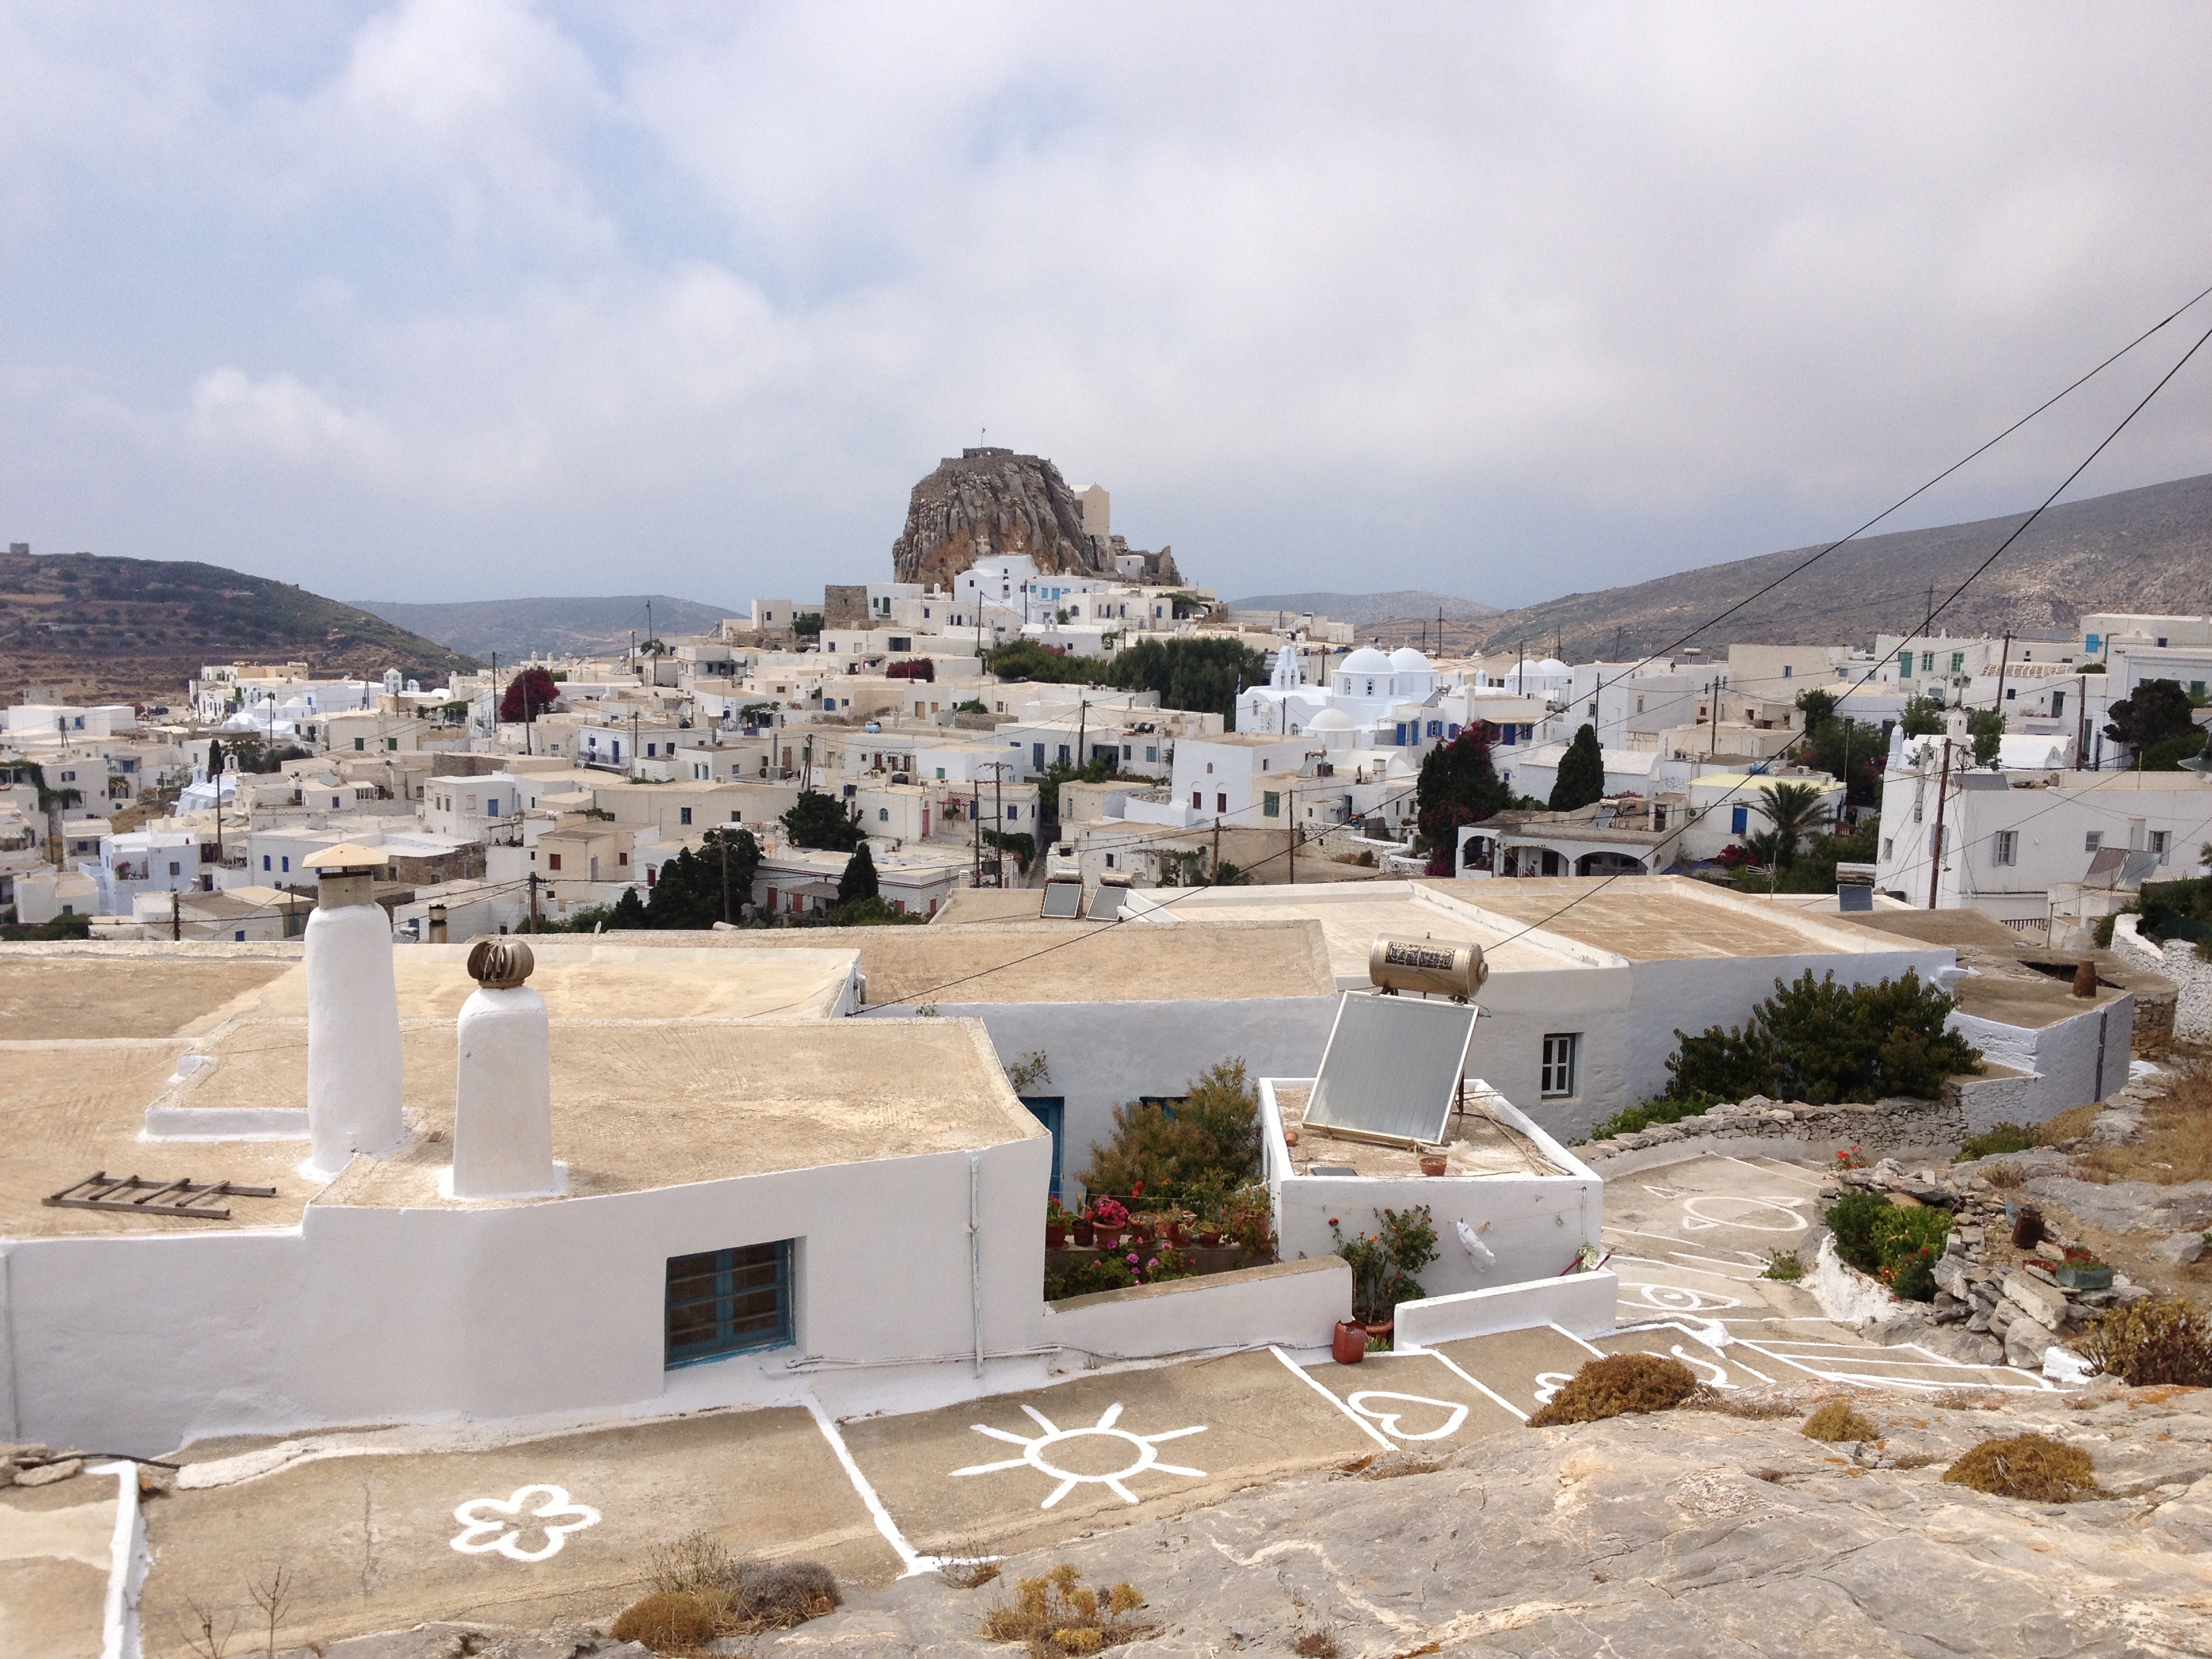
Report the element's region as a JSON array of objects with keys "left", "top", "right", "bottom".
[{"left": 3, "top": 2, "right": 2210, "bottom": 613}]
